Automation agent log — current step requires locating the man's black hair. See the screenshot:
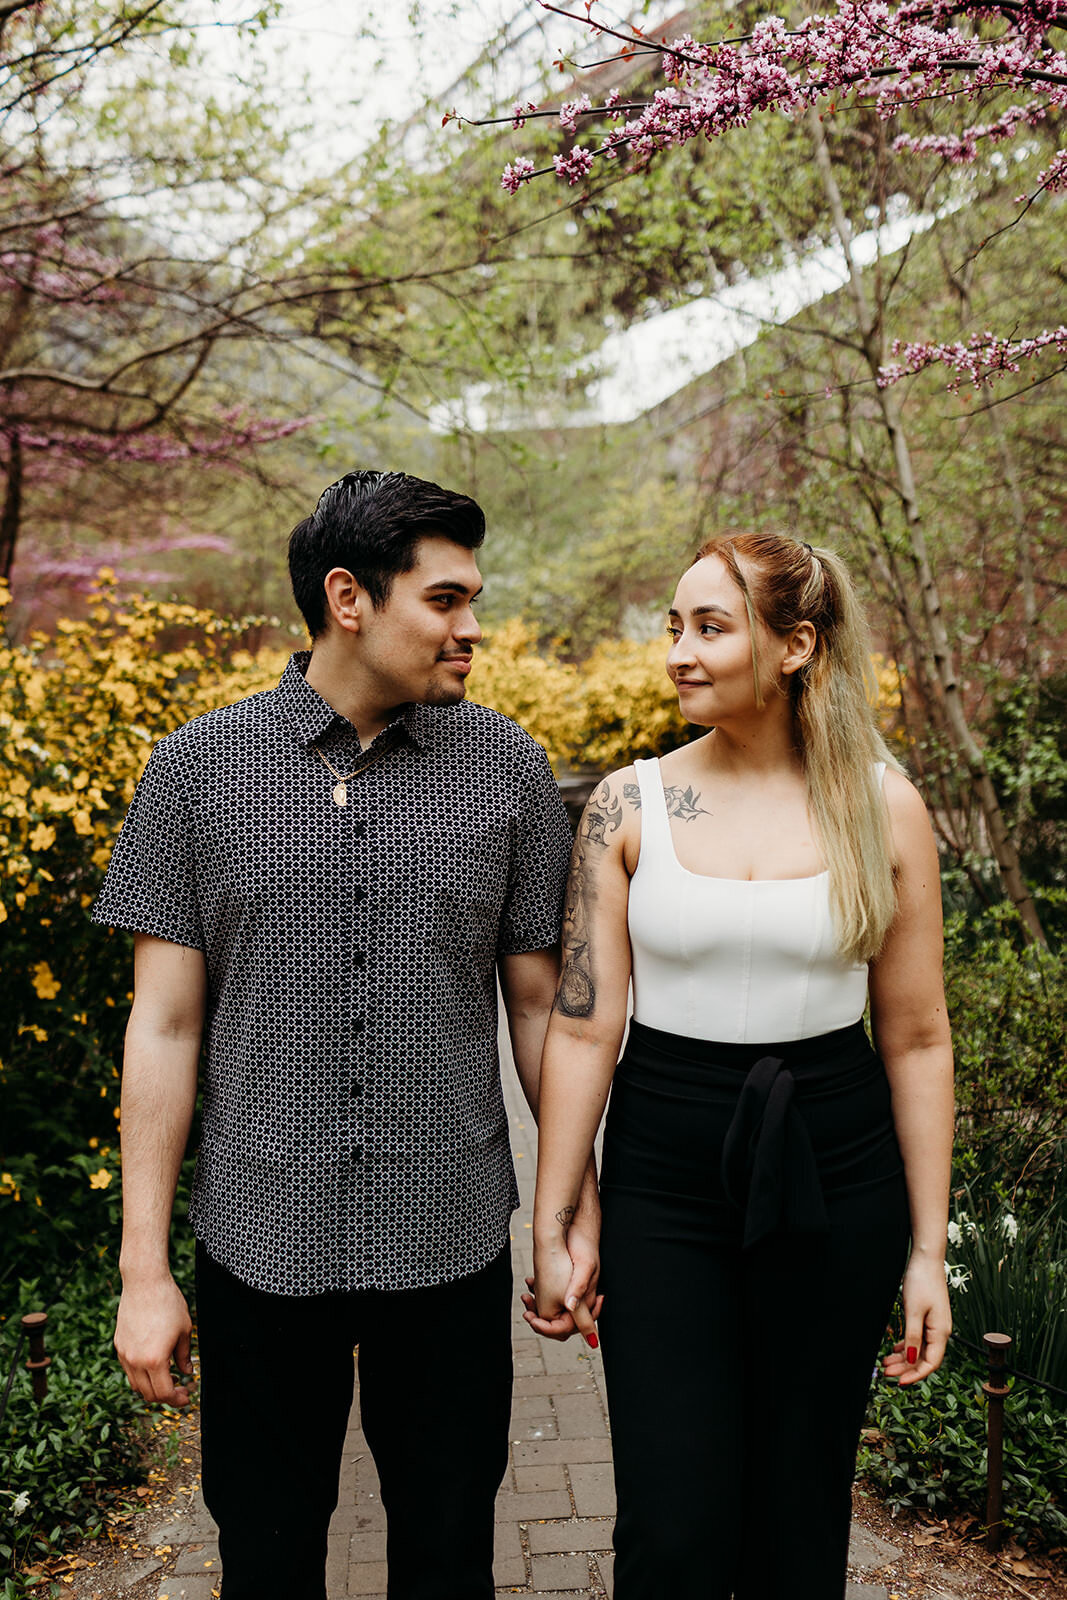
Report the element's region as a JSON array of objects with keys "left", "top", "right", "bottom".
[{"left": 288, "top": 469, "right": 486, "bottom": 637}]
